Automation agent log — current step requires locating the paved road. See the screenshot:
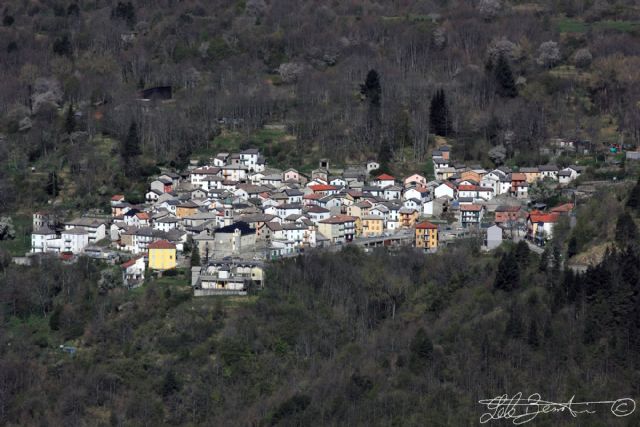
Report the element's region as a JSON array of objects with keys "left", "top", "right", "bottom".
[{"left": 512, "top": 234, "right": 544, "bottom": 254}]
